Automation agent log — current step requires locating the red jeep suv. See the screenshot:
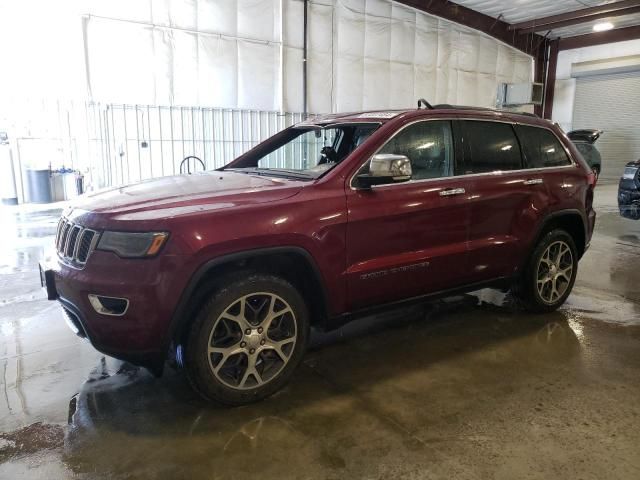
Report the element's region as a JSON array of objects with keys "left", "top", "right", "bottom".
[{"left": 41, "top": 104, "right": 596, "bottom": 405}]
